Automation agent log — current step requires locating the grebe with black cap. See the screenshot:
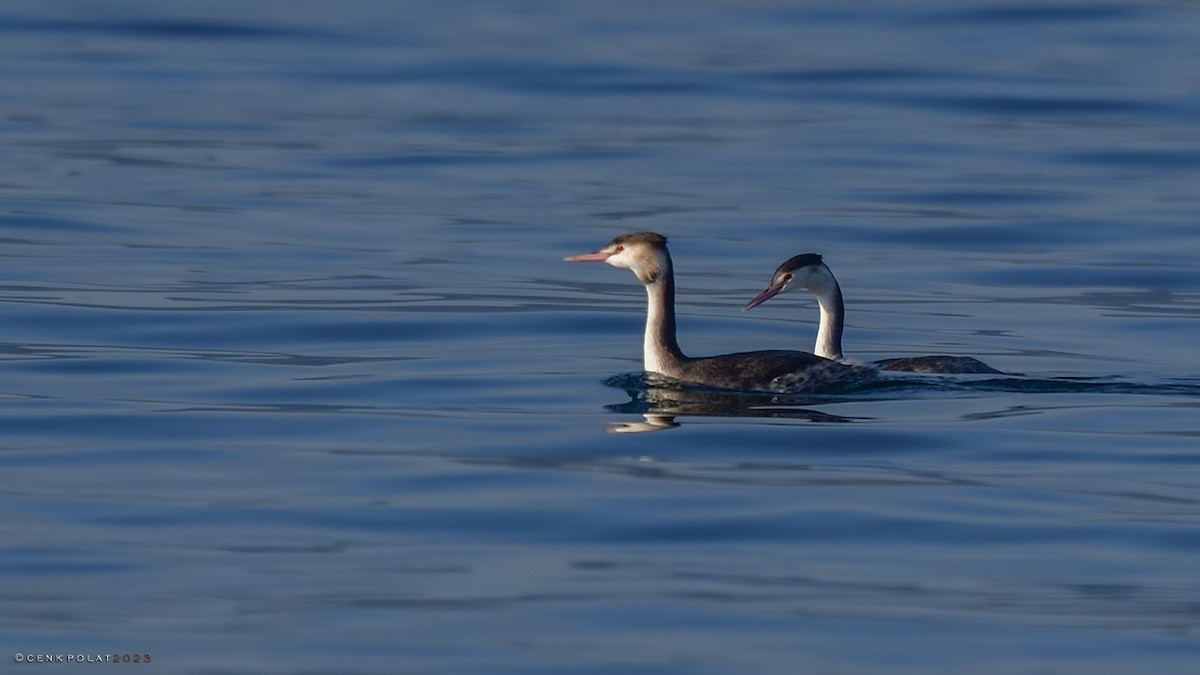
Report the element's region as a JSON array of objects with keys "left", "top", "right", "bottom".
[
  {"left": 743, "top": 253, "right": 1002, "bottom": 374},
  {"left": 566, "top": 232, "right": 852, "bottom": 391}
]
